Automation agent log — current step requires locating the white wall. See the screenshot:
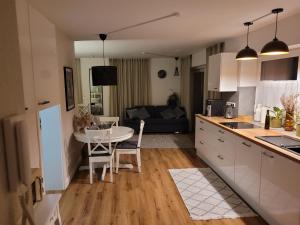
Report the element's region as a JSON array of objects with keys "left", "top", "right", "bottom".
[
  {"left": 192, "top": 49, "right": 206, "bottom": 67},
  {"left": 255, "top": 47, "right": 300, "bottom": 108},
  {"left": 79, "top": 57, "right": 110, "bottom": 115},
  {"left": 150, "top": 58, "right": 181, "bottom": 105},
  {"left": 0, "top": 0, "right": 26, "bottom": 223},
  {"left": 55, "top": 28, "right": 82, "bottom": 186}
]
